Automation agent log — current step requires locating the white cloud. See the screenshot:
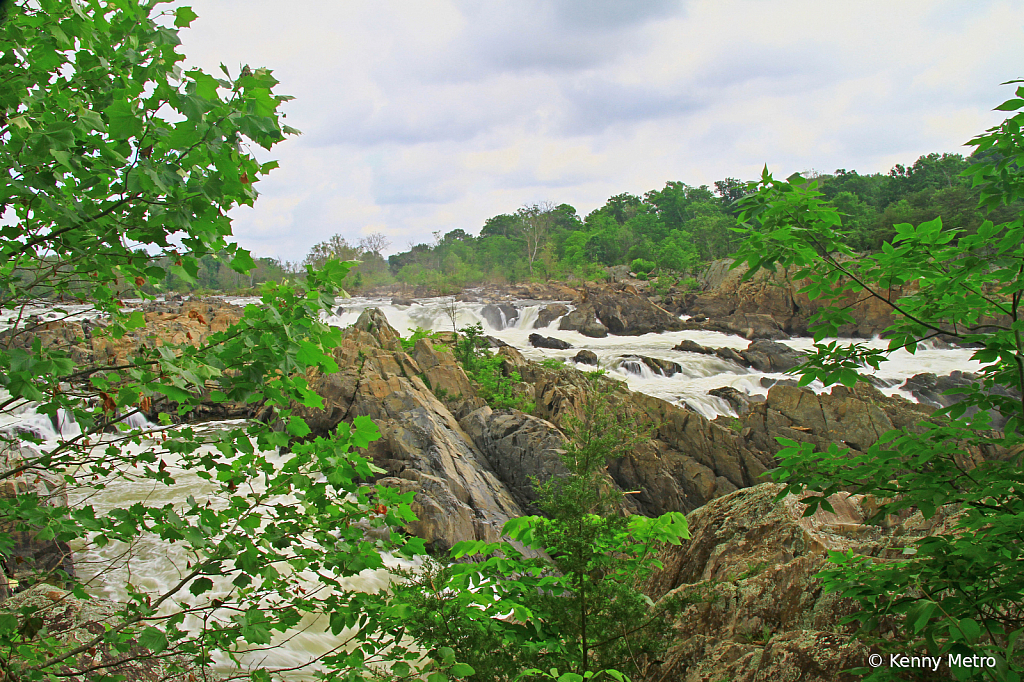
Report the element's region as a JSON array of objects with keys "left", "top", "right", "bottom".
[{"left": 176, "top": 0, "right": 1024, "bottom": 261}]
